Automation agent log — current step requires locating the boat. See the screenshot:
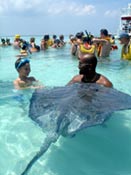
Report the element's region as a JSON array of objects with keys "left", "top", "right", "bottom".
[{"left": 118, "top": 3, "right": 131, "bottom": 37}]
